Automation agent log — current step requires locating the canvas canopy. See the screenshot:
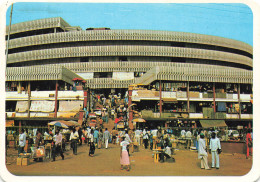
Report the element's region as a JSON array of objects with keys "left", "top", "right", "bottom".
[{"left": 200, "top": 120, "right": 227, "bottom": 128}]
